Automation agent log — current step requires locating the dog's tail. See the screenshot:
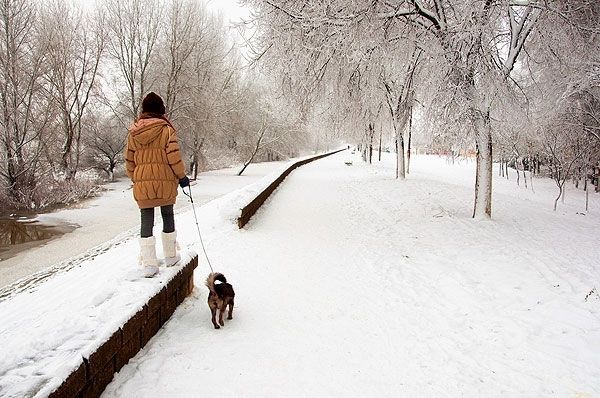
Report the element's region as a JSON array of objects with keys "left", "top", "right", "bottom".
[{"left": 205, "top": 272, "right": 227, "bottom": 294}]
